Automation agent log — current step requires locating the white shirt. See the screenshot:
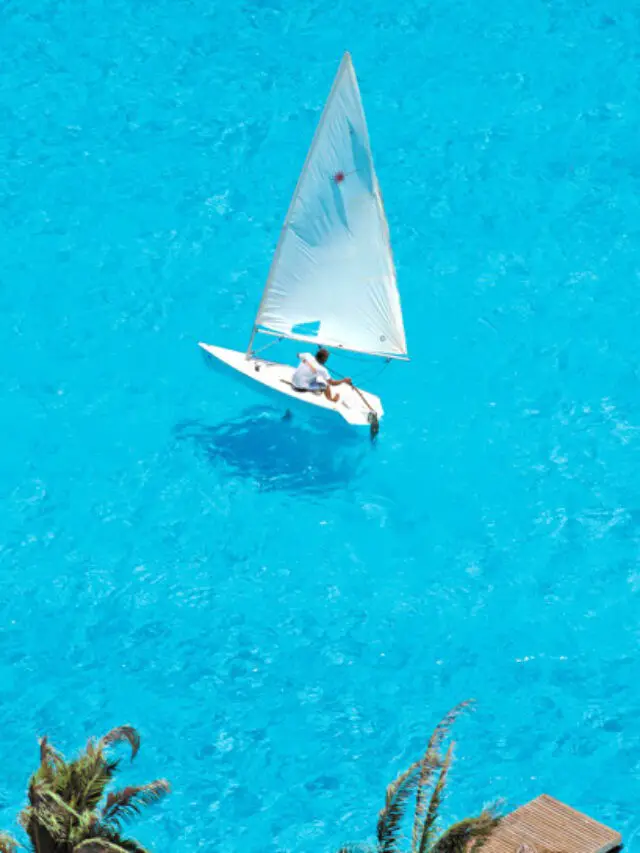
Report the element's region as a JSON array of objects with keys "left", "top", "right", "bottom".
[{"left": 292, "top": 353, "right": 330, "bottom": 389}]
